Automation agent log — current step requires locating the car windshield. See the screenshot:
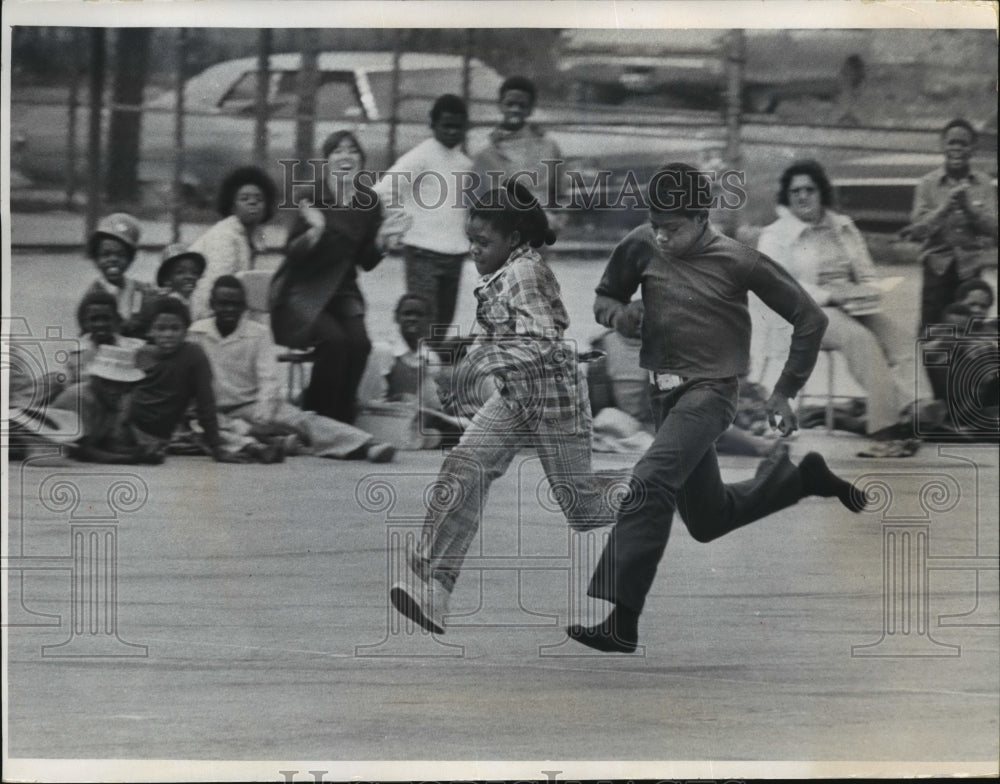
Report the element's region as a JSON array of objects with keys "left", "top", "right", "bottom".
[
  {"left": 211, "top": 61, "right": 498, "bottom": 123},
  {"left": 219, "top": 69, "right": 366, "bottom": 120},
  {"left": 366, "top": 66, "right": 497, "bottom": 123}
]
